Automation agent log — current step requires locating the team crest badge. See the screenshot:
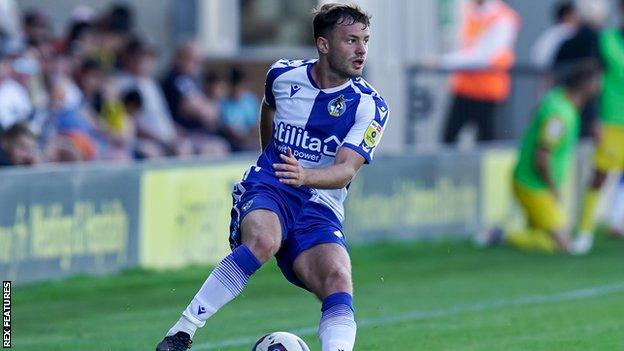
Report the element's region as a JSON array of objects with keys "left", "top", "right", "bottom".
[{"left": 327, "top": 95, "right": 351, "bottom": 117}]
